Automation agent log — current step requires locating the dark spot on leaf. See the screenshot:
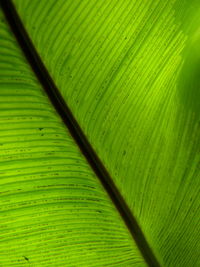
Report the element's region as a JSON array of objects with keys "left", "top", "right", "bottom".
[
  {"left": 39, "top": 128, "right": 43, "bottom": 131},
  {"left": 23, "top": 256, "right": 29, "bottom": 261}
]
